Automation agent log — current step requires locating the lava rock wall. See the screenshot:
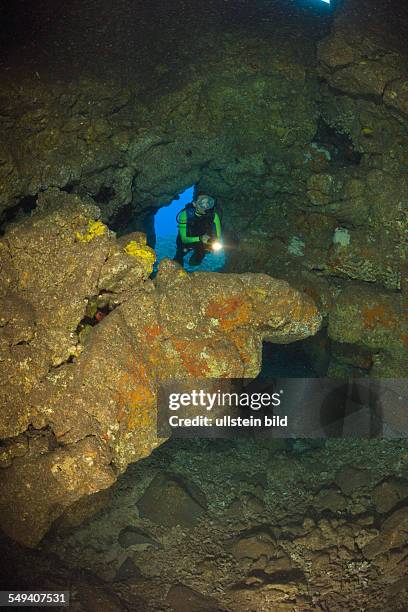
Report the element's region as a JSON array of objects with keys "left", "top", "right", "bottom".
[{"left": 0, "top": 191, "right": 320, "bottom": 546}]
